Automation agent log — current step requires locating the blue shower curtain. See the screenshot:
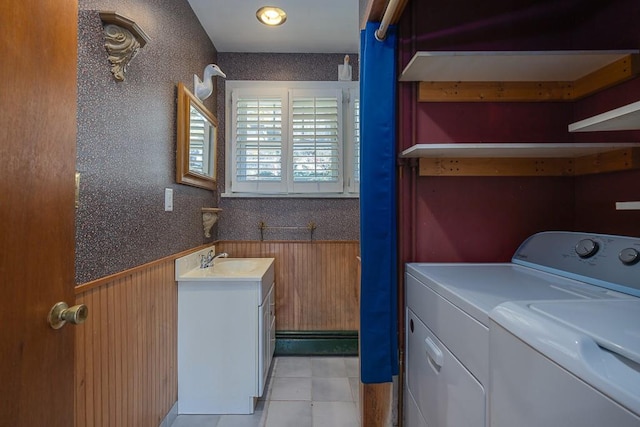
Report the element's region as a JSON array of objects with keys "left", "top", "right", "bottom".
[{"left": 359, "top": 22, "right": 398, "bottom": 384}]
